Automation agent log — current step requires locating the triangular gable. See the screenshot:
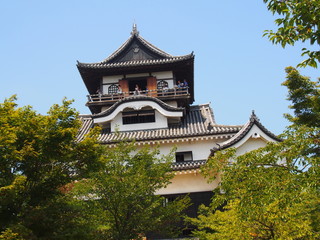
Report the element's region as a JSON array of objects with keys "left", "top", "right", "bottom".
[
  {"left": 102, "top": 32, "right": 173, "bottom": 64},
  {"left": 78, "top": 25, "right": 192, "bottom": 67},
  {"left": 210, "top": 111, "right": 281, "bottom": 156}
]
